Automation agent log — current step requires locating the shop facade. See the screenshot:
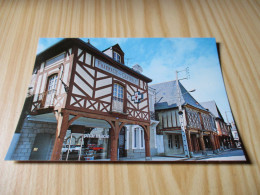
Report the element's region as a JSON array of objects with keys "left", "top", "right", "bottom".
[
  {"left": 9, "top": 38, "right": 154, "bottom": 161},
  {"left": 152, "top": 80, "right": 220, "bottom": 157}
]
